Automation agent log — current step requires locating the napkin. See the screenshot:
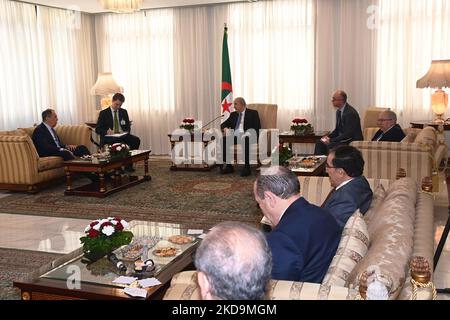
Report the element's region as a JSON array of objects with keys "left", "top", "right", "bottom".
[
  {"left": 138, "top": 277, "right": 162, "bottom": 288},
  {"left": 112, "top": 276, "right": 138, "bottom": 285},
  {"left": 123, "top": 287, "right": 148, "bottom": 298}
]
